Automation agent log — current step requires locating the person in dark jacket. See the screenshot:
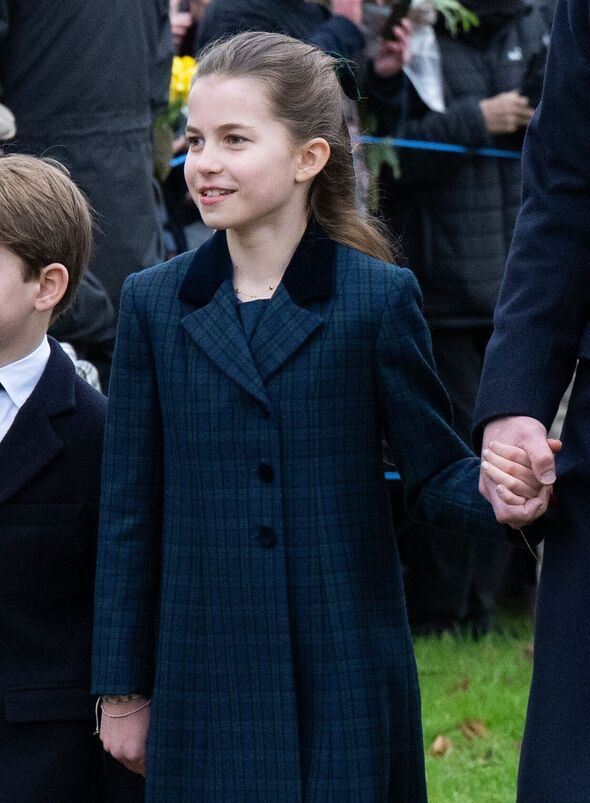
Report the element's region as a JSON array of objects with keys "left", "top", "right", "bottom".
[
  {"left": 369, "top": 0, "right": 552, "bottom": 634},
  {"left": 0, "top": 0, "right": 173, "bottom": 308},
  {"left": 197, "top": 0, "right": 365, "bottom": 58},
  {"left": 49, "top": 271, "right": 116, "bottom": 391},
  {"left": 0, "top": 154, "right": 143, "bottom": 802},
  {"left": 475, "top": 0, "right": 590, "bottom": 799}
]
